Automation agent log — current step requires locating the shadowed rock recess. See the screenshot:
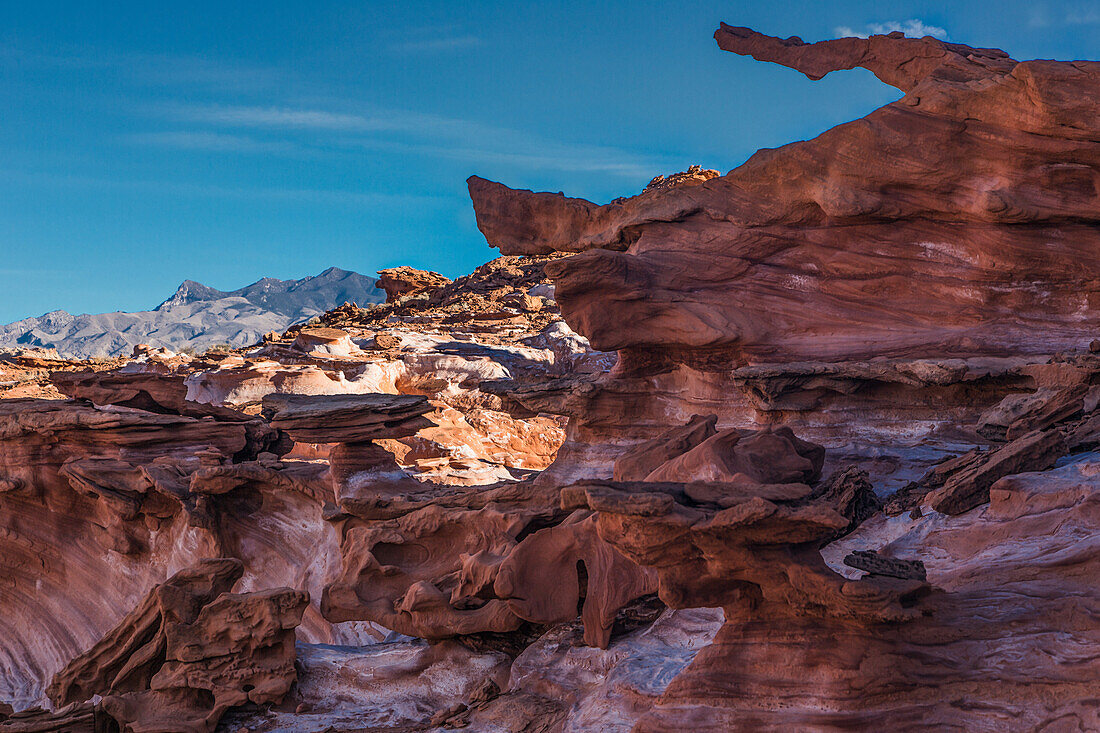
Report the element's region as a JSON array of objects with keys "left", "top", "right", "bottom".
[{"left": 3, "top": 22, "right": 1100, "bottom": 733}]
